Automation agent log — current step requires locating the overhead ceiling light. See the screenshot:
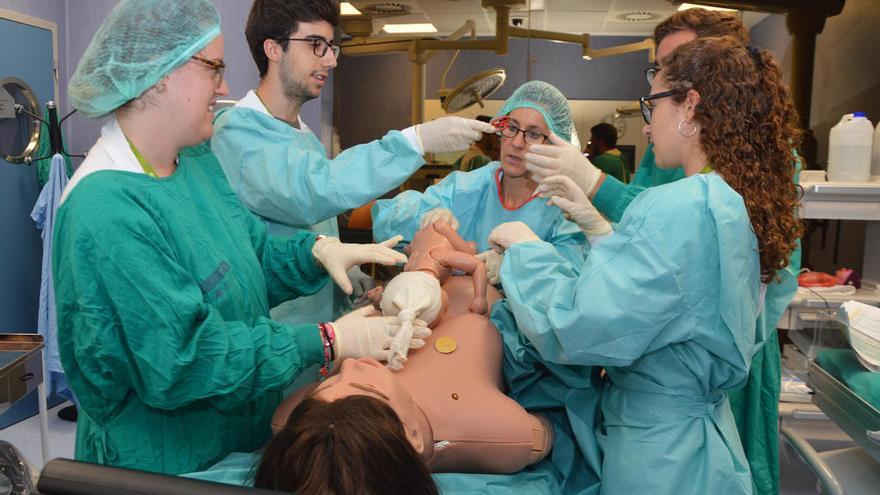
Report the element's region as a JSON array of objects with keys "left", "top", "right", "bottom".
[
  {"left": 382, "top": 23, "right": 438, "bottom": 34},
  {"left": 677, "top": 3, "right": 737, "bottom": 12},
  {"left": 340, "top": 2, "right": 361, "bottom": 15}
]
